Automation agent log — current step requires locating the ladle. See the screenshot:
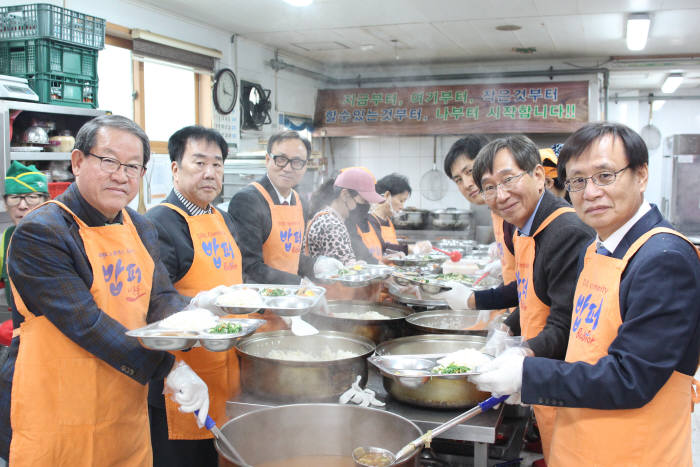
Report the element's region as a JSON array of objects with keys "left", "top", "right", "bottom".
[
  {"left": 352, "top": 395, "right": 507, "bottom": 466},
  {"left": 432, "top": 246, "right": 461, "bottom": 262},
  {"left": 195, "top": 411, "right": 252, "bottom": 467}
]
